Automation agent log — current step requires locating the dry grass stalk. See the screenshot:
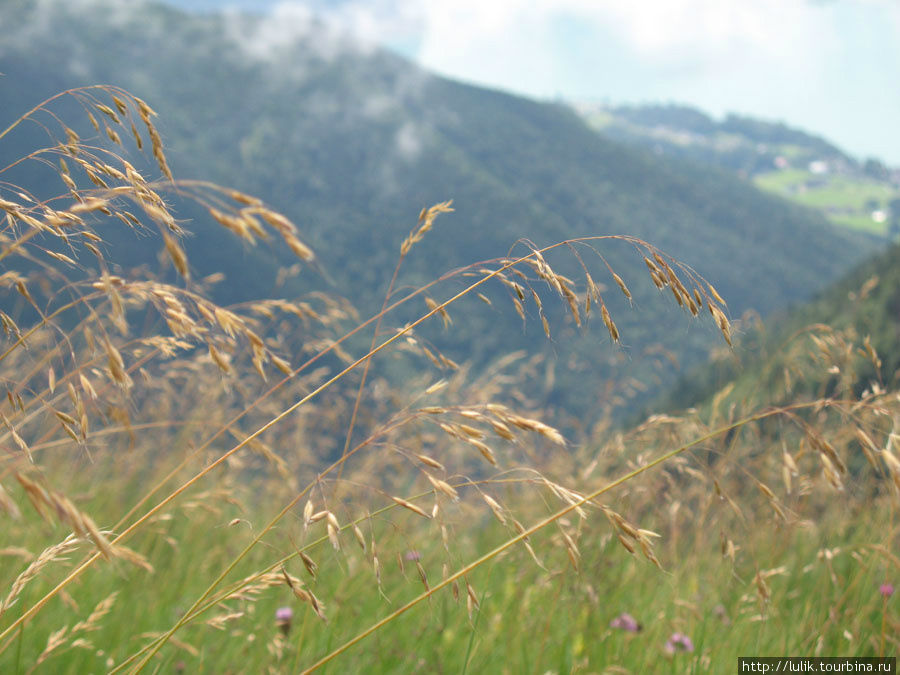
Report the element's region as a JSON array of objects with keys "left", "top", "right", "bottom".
[
  {"left": 600, "top": 301, "right": 619, "bottom": 343},
  {"left": 415, "top": 453, "right": 445, "bottom": 471},
  {"left": 1, "top": 413, "right": 32, "bottom": 462},
  {"left": 1, "top": 534, "right": 83, "bottom": 615},
  {"left": 424, "top": 296, "right": 452, "bottom": 328},
  {"left": 511, "top": 519, "right": 545, "bottom": 569},
  {"left": 489, "top": 407, "right": 566, "bottom": 447},
  {"left": 853, "top": 428, "right": 880, "bottom": 470},
  {"left": 326, "top": 521, "right": 341, "bottom": 551},
  {"left": 35, "top": 626, "right": 71, "bottom": 667},
  {"left": 611, "top": 271, "right": 631, "bottom": 301},
  {"left": 281, "top": 567, "right": 326, "bottom": 621},
  {"left": 881, "top": 434, "right": 900, "bottom": 495},
  {"left": 352, "top": 524, "right": 367, "bottom": 552},
  {"left": 71, "top": 592, "right": 118, "bottom": 635},
  {"left": 806, "top": 429, "right": 847, "bottom": 475},
  {"left": 400, "top": 200, "right": 453, "bottom": 256},
  {"left": 298, "top": 549, "right": 319, "bottom": 579},
  {"left": 391, "top": 496, "right": 431, "bottom": 519},
  {"left": 425, "top": 473, "right": 459, "bottom": 502},
  {"left": 481, "top": 493, "right": 507, "bottom": 525},
  {"left": 15, "top": 474, "right": 113, "bottom": 559},
  {"left": 205, "top": 611, "right": 245, "bottom": 631}
]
